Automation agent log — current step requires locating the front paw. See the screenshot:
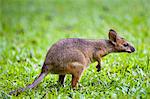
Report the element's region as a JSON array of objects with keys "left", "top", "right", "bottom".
[{"left": 96, "top": 64, "right": 101, "bottom": 72}]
